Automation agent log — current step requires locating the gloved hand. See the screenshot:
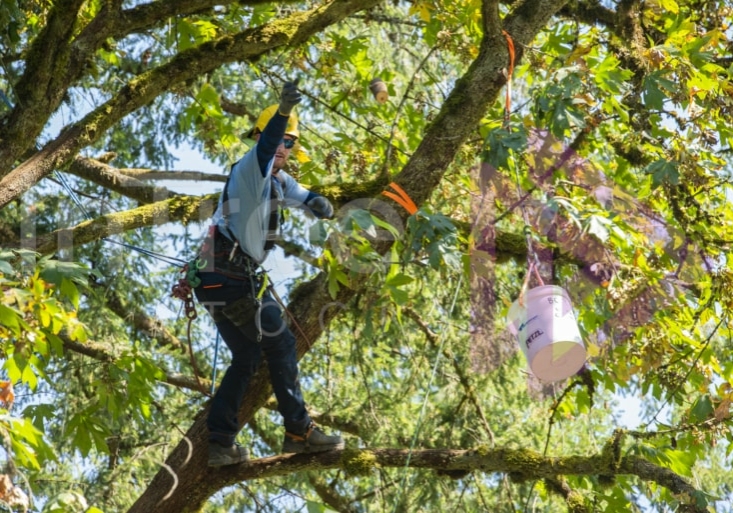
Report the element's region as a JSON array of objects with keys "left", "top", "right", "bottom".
[
  {"left": 306, "top": 194, "right": 334, "bottom": 219},
  {"left": 278, "top": 78, "right": 302, "bottom": 116}
]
